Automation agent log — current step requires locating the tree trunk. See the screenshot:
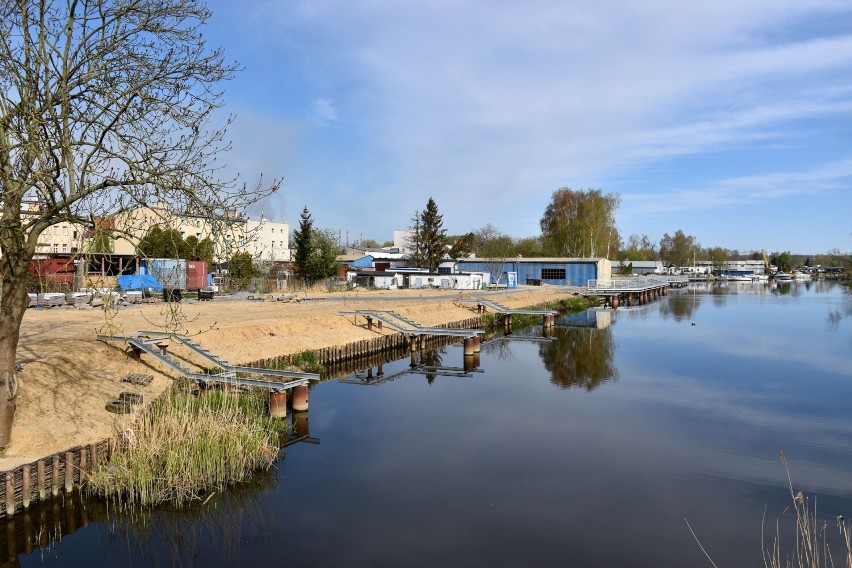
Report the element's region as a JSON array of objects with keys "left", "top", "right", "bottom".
[{"left": 0, "top": 266, "right": 29, "bottom": 446}]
